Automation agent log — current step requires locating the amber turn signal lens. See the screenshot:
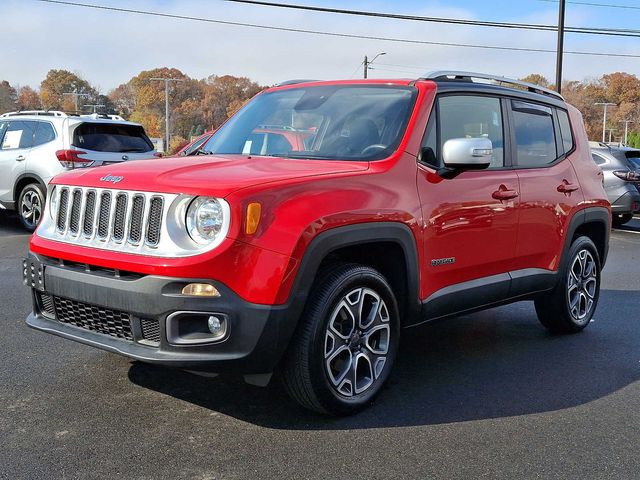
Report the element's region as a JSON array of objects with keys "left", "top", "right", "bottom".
[
  {"left": 181, "top": 283, "right": 220, "bottom": 297},
  {"left": 245, "top": 202, "right": 262, "bottom": 235}
]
